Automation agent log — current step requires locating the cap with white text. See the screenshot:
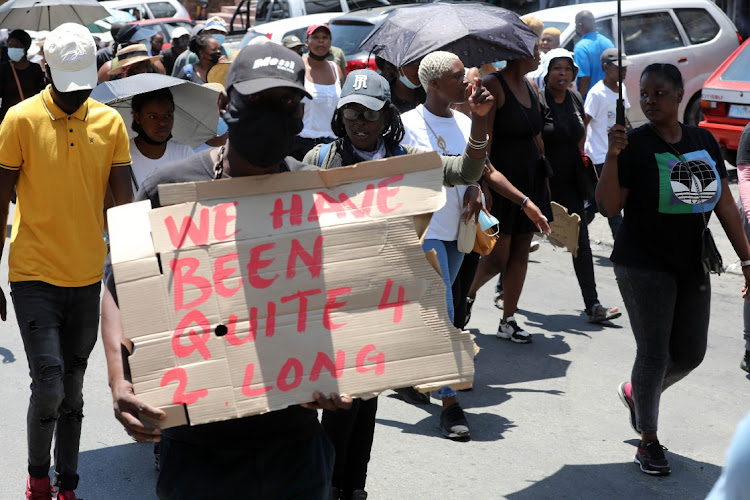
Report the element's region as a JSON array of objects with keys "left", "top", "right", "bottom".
[
  {"left": 225, "top": 43, "right": 311, "bottom": 98},
  {"left": 44, "top": 23, "right": 97, "bottom": 91}
]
